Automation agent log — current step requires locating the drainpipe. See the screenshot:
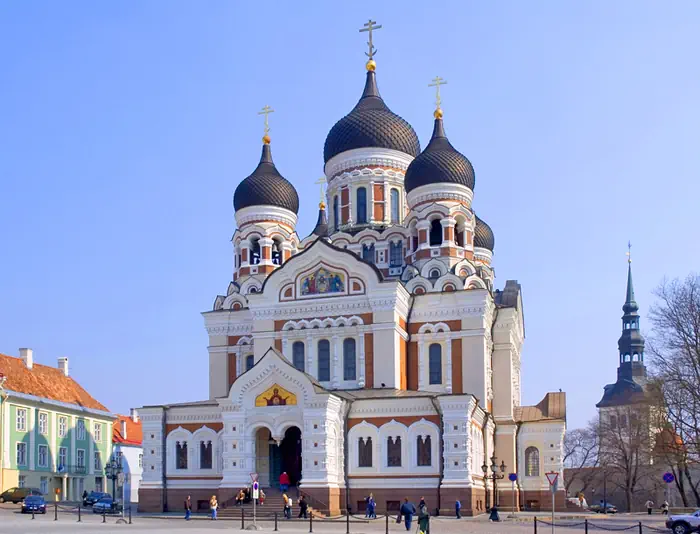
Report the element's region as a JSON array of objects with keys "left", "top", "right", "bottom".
[
  {"left": 0, "top": 389, "right": 7, "bottom": 492},
  {"left": 429, "top": 397, "right": 444, "bottom": 515},
  {"left": 343, "top": 400, "right": 352, "bottom": 514},
  {"left": 482, "top": 412, "right": 492, "bottom": 509},
  {"left": 514, "top": 422, "right": 523, "bottom": 511},
  {"left": 161, "top": 405, "right": 169, "bottom": 512}
]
